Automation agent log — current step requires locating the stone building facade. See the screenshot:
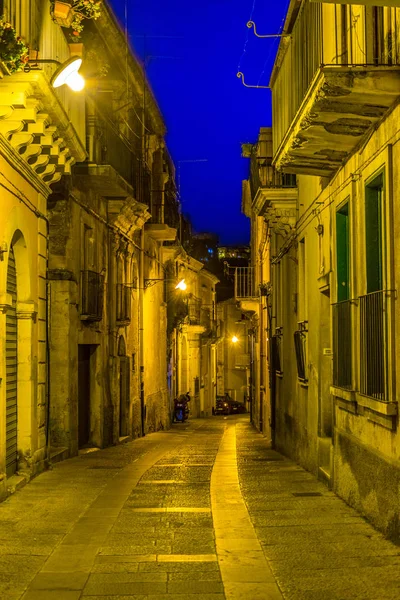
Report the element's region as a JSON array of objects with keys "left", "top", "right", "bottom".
[
  {"left": 0, "top": 0, "right": 86, "bottom": 494},
  {"left": 46, "top": 3, "right": 180, "bottom": 455},
  {"left": 163, "top": 248, "right": 219, "bottom": 418},
  {"left": 216, "top": 299, "right": 250, "bottom": 408},
  {"left": 241, "top": 0, "right": 400, "bottom": 542},
  {"left": 0, "top": 0, "right": 183, "bottom": 488}
]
